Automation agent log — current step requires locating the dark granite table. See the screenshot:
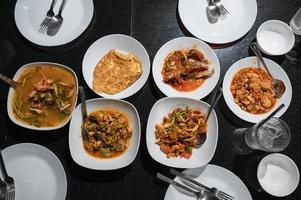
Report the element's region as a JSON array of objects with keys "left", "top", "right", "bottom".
[{"left": 1, "top": 0, "right": 301, "bottom": 199}]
